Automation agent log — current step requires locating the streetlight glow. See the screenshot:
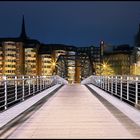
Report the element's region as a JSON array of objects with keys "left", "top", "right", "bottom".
[
  {"left": 52, "top": 62, "right": 56, "bottom": 66},
  {"left": 103, "top": 64, "right": 106, "bottom": 68}
]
